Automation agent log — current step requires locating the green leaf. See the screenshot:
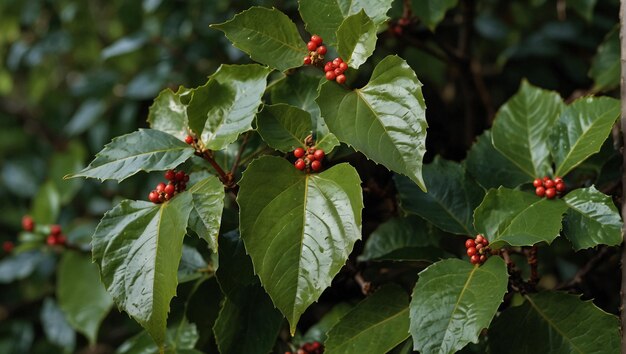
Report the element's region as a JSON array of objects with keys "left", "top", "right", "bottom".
[
  {"left": 57, "top": 251, "right": 114, "bottom": 344},
  {"left": 464, "top": 130, "right": 529, "bottom": 189},
  {"left": 489, "top": 292, "right": 619, "bottom": 354},
  {"left": 358, "top": 216, "right": 449, "bottom": 262},
  {"left": 0, "top": 251, "right": 48, "bottom": 283},
  {"left": 256, "top": 104, "right": 312, "bottom": 153},
  {"left": 41, "top": 298, "right": 76, "bottom": 352},
  {"left": 337, "top": 10, "right": 377, "bottom": 69},
  {"left": 318, "top": 55, "right": 428, "bottom": 190},
  {"left": 301, "top": 303, "right": 354, "bottom": 343},
  {"left": 395, "top": 157, "right": 484, "bottom": 235},
  {"left": 211, "top": 7, "right": 306, "bottom": 72},
  {"left": 412, "top": 0, "right": 458, "bottom": 30},
  {"left": 491, "top": 81, "right": 564, "bottom": 178},
  {"left": 238, "top": 156, "right": 363, "bottom": 333},
  {"left": 67, "top": 129, "right": 195, "bottom": 182},
  {"left": 551, "top": 96, "right": 620, "bottom": 177},
  {"left": 31, "top": 181, "right": 60, "bottom": 225},
  {"left": 147, "top": 87, "right": 190, "bottom": 141},
  {"left": 116, "top": 320, "right": 199, "bottom": 354},
  {"left": 299, "top": 0, "right": 393, "bottom": 46},
  {"left": 177, "top": 245, "right": 208, "bottom": 284},
  {"left": 49, "top": 141, "right": 86, "bottom": 204},
  {"left": 409, "top": 257, "right": 508, "bottom": 354},
  {"left": 187, "top": 64, "right": 271, "bottom": 150},
  {"left": 213, "top": 231, "right": 283, "bottom": 354},
  {"left": 567, "top": 0, "right": 597, "bottom": 21},
  {"left": 562, "top": 186, "right": 622, "bottom": 250},
  {"left": 270, "top": 74, "right": 339, "bottom": 152},
  {"left": 473, "top": 187, "right": 568, "bottom": 248},
  {"left": 325, "top": 285, "right": 410, "bottom": 354},
  {"left": 92, "top": 193, "right": 193, "bottom": 346},
  {"left": 589, "top": 27, "right": 619, "bottom": 92},
  {"left": 187, "top": 176, "right": 224, "bottom": 251}
]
